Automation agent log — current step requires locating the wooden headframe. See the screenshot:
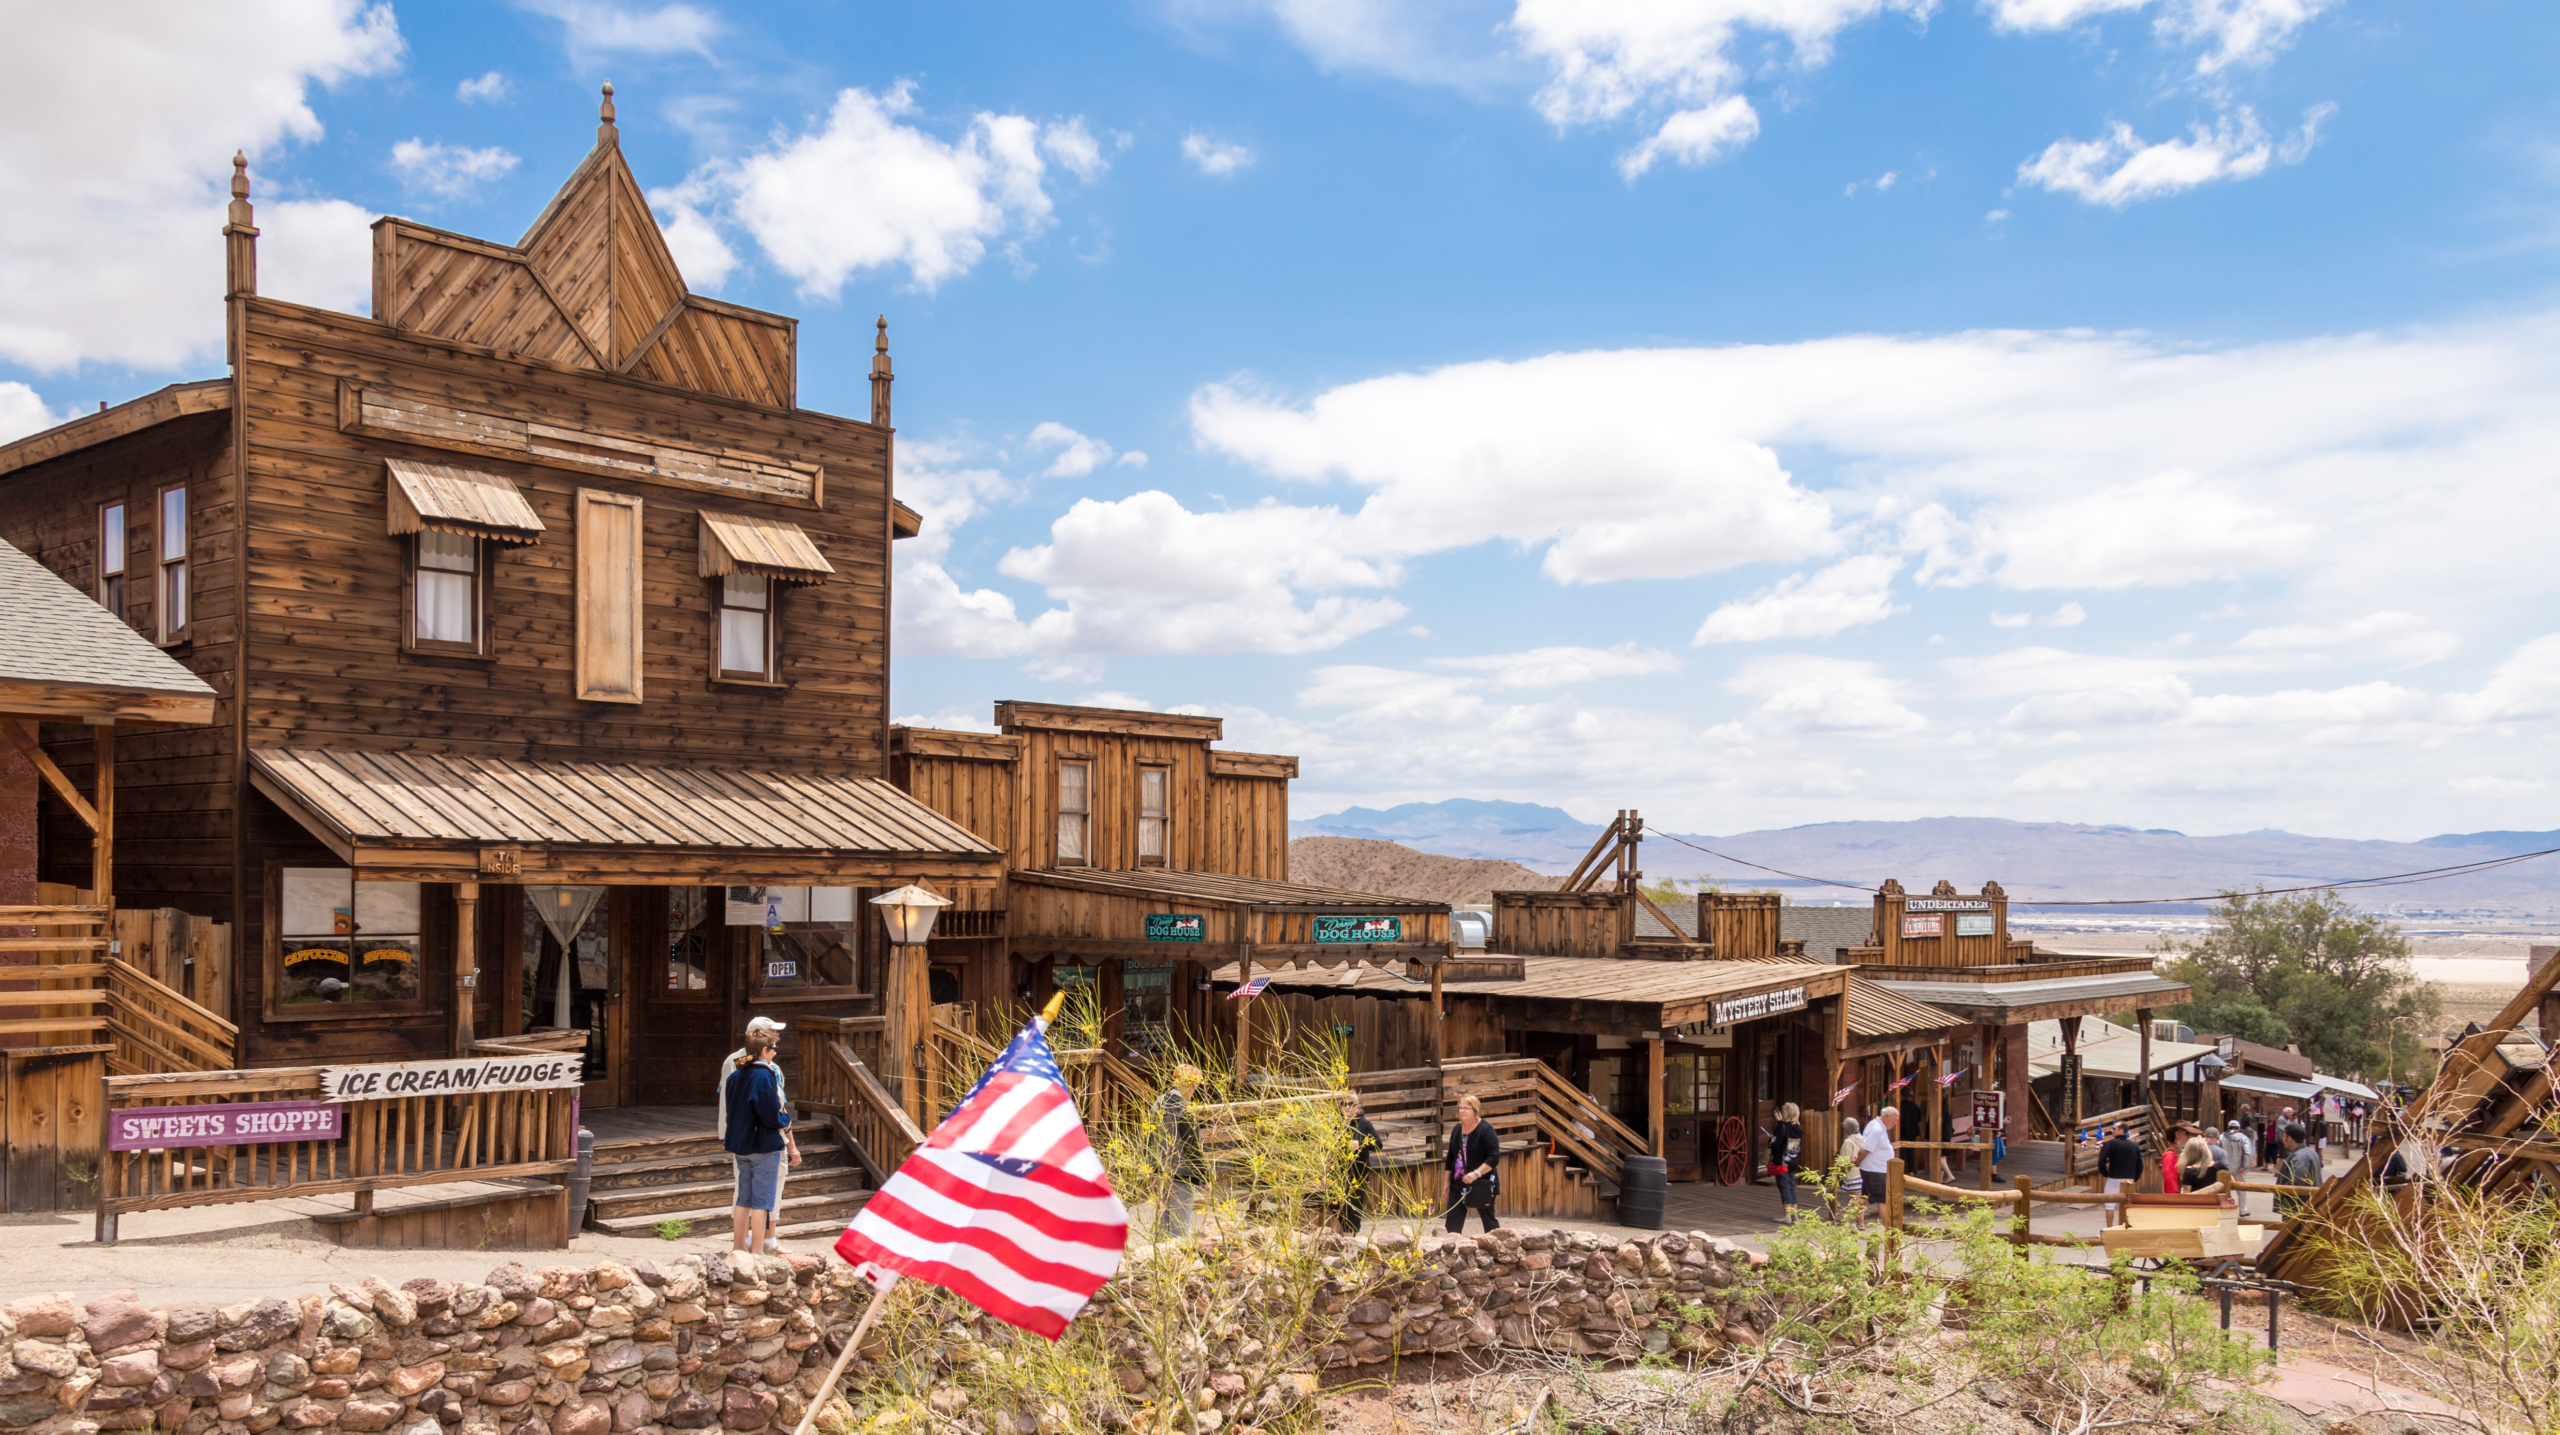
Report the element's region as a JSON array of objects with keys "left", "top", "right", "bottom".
[{"left": 368, "top": 84, "right": 799, "bottom": 408}]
